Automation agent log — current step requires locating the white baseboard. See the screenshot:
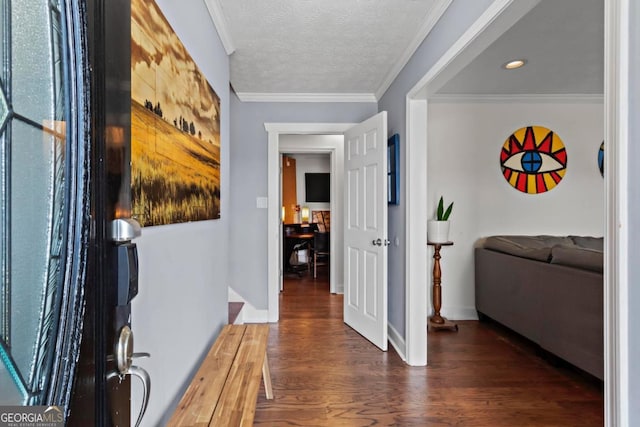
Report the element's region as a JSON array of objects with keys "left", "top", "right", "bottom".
[
  {"left": 440, "top": 306, "right": 479, "bottom": 320},
  {"left": 388, "top": 323, "right": 407, "bottom": 362},
  {"left": 241, "top": 306, "right": 269, "bottom": 323},
  {"left": 228, "top": 287, "right": 270, "bottom": 323}
]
